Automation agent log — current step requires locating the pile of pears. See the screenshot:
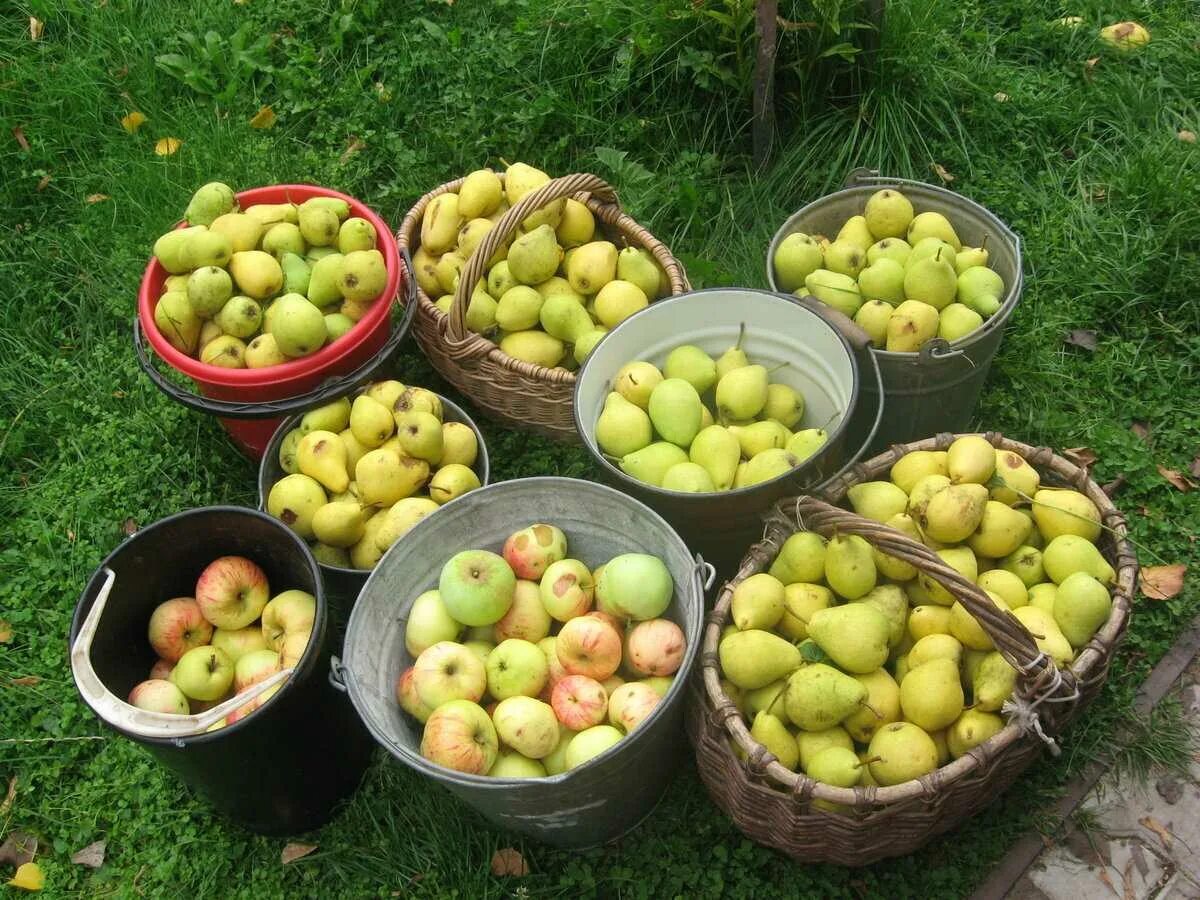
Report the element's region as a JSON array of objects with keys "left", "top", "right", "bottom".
[
  {"left": 718, "top": 436, "right": 1115, "bottom": 800},
  {"left": 414, "top": 162, "right": 671, "bottom": 370},
  {"left": 772, "top": 189, "right": 1006, "bottom": 352},
  {"left": 267, "top": 380, "right": 482, "bottom": 571},
  {"left": 151, "top": 181, "right": 390, "bottom": 369},
  {"left": 597, "top": 329, "right": 831, "bottom": 492}
]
